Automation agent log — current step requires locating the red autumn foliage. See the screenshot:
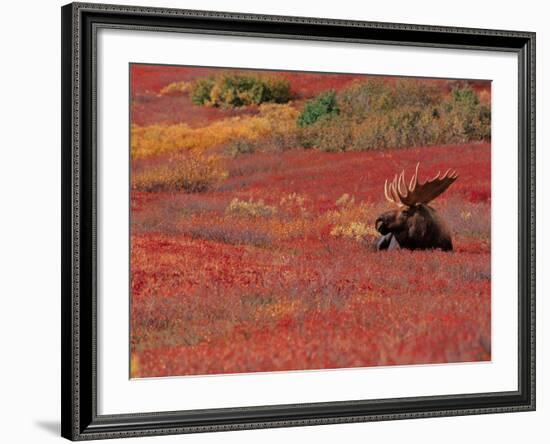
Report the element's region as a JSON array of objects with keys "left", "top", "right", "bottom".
[{"left": 130, "top": 142, "right": 491, "bottom": 378}]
